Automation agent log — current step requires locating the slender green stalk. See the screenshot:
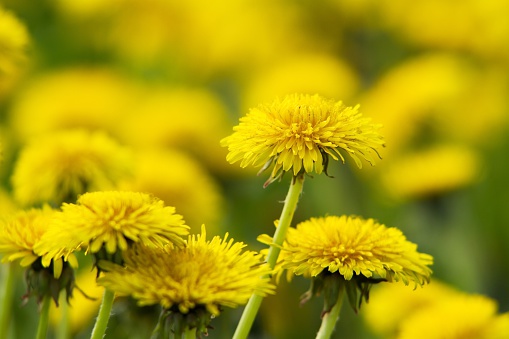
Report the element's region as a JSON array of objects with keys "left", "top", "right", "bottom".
[
  {"left": 315, "top": 286, "right": 345, "bottom": 339},
  {"left": 233, "top": 175, "right": 304, "bottom": 339},
  {"left": 90, "top": 289, "right": 115, "bottom": 339},
  {"left": 183, "top": 327, "right": 196, "bottom": 339},
  {"left": 56, "top": 291, "right": 70, "bottom": 339},
  {"left": 0, "top": 264, "right": 17, "bottom": 338},
  {"left": 36, "top": 296, "right": 51, "bottom": 339}
]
